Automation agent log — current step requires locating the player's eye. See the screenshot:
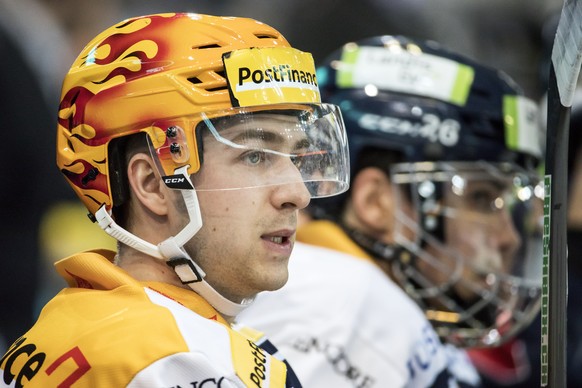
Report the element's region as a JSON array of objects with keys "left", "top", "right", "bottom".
[
  {"left": 241, "top": 150, "right": 267, "bottom": 166},
  {"left": 467, "top": 188, "right": 503, "bottom": 213}
]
